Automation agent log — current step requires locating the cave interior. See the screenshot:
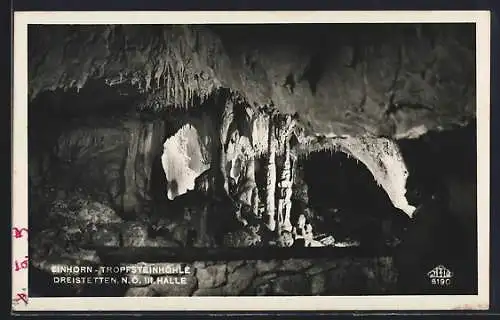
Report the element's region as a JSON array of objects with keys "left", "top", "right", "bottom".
[
  {"left": 29, "top": 83, "right": 415, "bottom": 251},
  {"left": 27, "top": 24, "right": 477, "bottom": 290},
  {"left": 28, "top": 78, "right": 477, "bottom": 253}
]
